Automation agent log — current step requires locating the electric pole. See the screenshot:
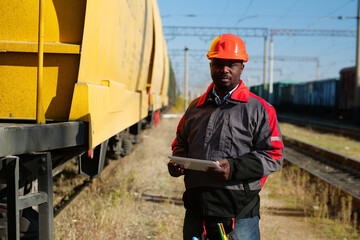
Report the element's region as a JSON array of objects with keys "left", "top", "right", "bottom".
[
  {"left": 184, "top": 46, "right": 189, "bottom": 112},
  {"left": 355, "top": 0, "right": 360, "bottom": 124}
]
